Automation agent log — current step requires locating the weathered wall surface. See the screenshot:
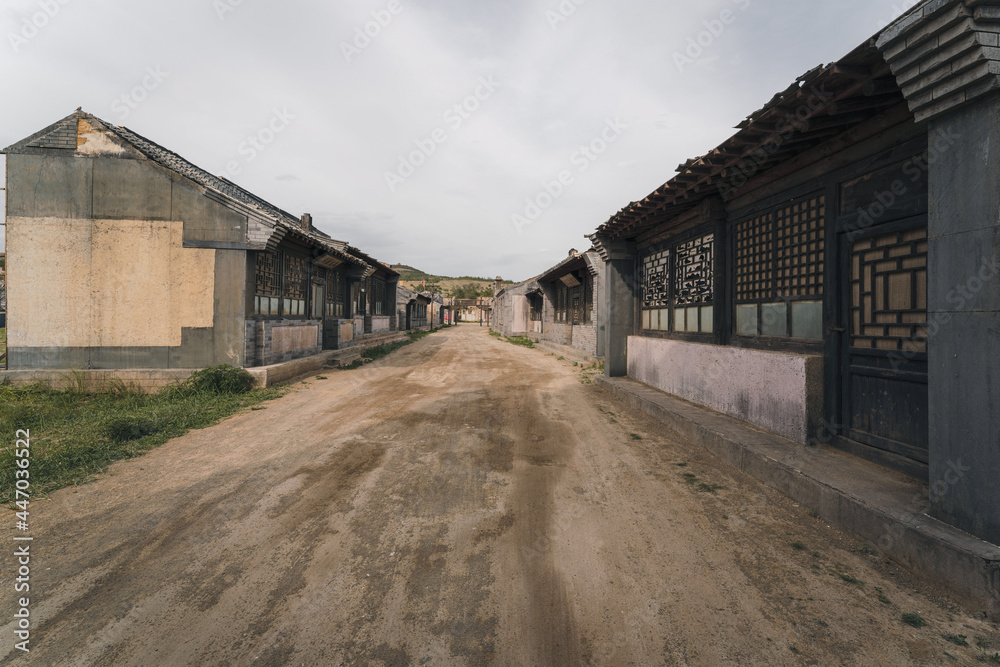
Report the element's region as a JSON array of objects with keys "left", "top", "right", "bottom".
[
  {"left": 5, "top": 146, "right": 250, "bottom": 369},
  {"left": 627, "top": 337, "right": 823, "bottom": 444},
  {"left": 8, "top": 217, "right": 215, "bottom": 348}
]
